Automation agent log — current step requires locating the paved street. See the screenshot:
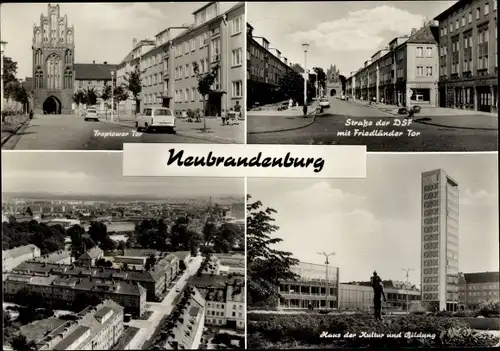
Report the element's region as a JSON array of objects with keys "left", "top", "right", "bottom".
[
  {"left": 127, "top": 255, "right": 203, "bottom": 350},
  {"left": 3, "top": 114, "right": 214, "bottom": 150},
  {"left": 248, "top": 98, "right": 498, "bottom": 152}
]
